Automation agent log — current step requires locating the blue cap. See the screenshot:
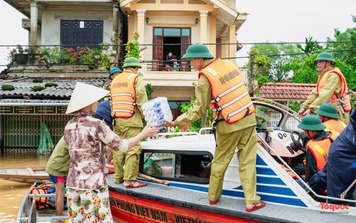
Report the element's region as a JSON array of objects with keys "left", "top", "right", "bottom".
[{"left": 109, "top": 67, "right": 122, "bottom": 77}]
